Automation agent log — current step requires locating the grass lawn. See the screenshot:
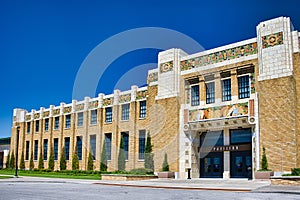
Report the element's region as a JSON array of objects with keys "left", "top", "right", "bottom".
[
  {"left": 0, "top": 175, "right": 13, "bottom": 179},
  {"left": 0, "top": 169, "right": 101, "bottom": 180}
]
